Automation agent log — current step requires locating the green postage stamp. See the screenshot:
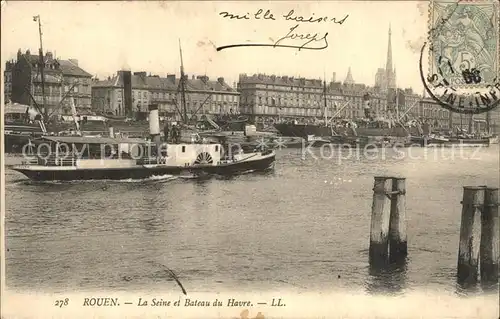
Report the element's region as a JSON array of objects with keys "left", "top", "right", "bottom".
[{"left": 428, "top": 0, "right": 499, "bottom": 88}]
